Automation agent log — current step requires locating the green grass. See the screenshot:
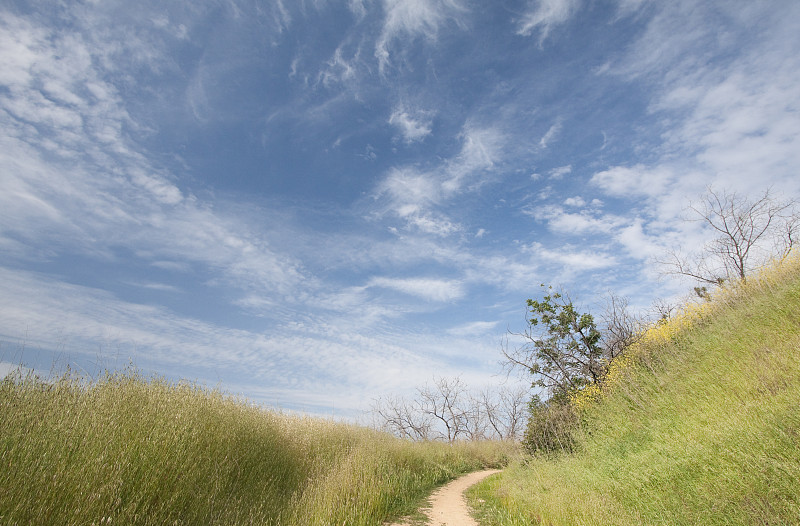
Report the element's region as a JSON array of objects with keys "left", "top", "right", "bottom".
[
  {"left": 470, "top": 256, "right": 800, "bottom": 525},
  {"left": 0, "top": 367, "right": 515, "bottom": 525}
]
